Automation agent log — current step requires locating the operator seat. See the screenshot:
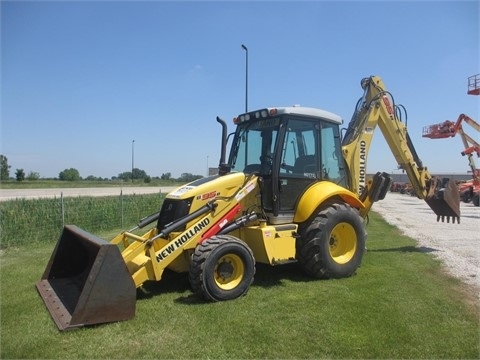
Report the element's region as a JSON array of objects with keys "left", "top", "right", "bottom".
[{"left": 293, "top": 155, "right": 316, "bottom": 174}]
